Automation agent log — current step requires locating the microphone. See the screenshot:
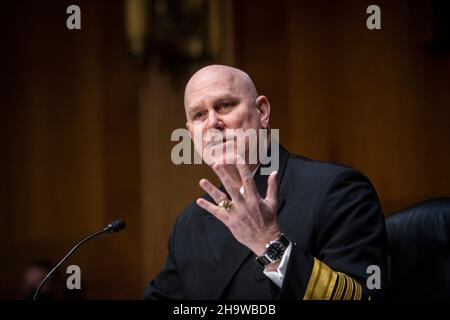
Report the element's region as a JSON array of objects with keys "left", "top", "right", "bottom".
[
  {"left": 33, "top": 219, "right": 126, "bottom": 300},
  {"left": 106, "top": 220, "right": 126, "bottom": 233}
]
